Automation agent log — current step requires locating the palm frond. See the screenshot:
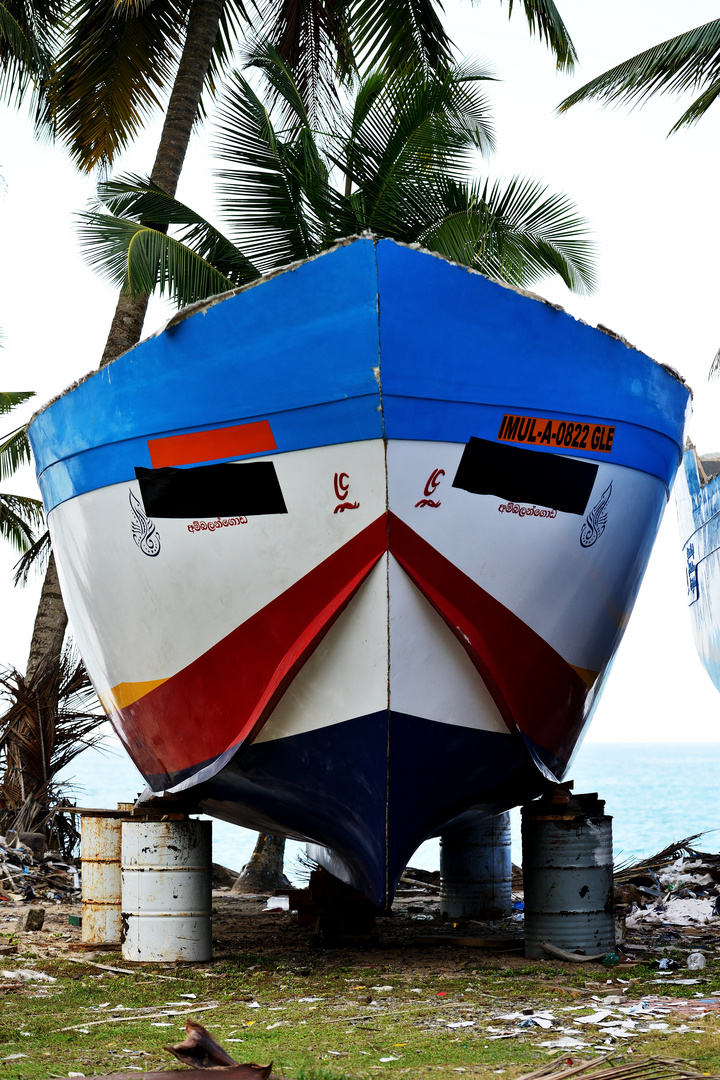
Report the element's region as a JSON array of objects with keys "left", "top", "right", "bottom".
[
  {"left": 84, "top": 174, "right": 260, "bottom": 293},
  {"left": 204, "top": 0, "right": 252, "bottom": 113},
  {"left": 96, "top": 172, "right": 260, "bottom": 281},
  {"left": 558, "top": 19, "right": 720, "bottom": 132},
  {"left": 0, "top": 390, "right": 34, "bottom": 416},
  {"left": 0, "top": 0, "right": 59, "bottom": 117},
  {"left": 253, "top": 0, "right": 348, "bottom": 126},
  {"left": 503, "top": 0, "right": 577, "bottom": 71},
  {"left": 334, "top": 61, "right": 496, "bottom": 232},
  {"left": 13, "top": 528, "right": 51, "bottom": 586},
  {"left": 78, "top": 210, "right": 252, "bottom": 305},
  {"left": 0, "top": 425, "right": 33, "bottom": 481},
  {"left": 43, "top": 0, "right": 189, "bottom": 172},
  {"left": 349, "top": 0, "right": 453, "bottom": 77},
  {"left": 0, "top": 491, "right": 43, "bottom": 553},
  {"left": 214, "top": 54, "right": 328, "bottom": 270},
  {"left": 419, "top": 175, "right": 596, "bottom": 293}
]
